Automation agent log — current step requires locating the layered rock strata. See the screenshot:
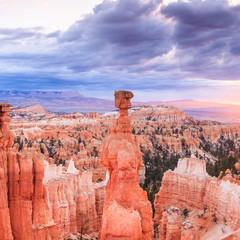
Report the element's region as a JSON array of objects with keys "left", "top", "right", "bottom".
[
  {"left": 154, "top": 157, "right": 209, "bottom": 223},
  {"left": 99, "top": 91, "right": 153, "bottom": 240},
  {"left": 154, "top": 157, "right": 240, "bottom": 239},
  {"left": 204, "top": 177, "right": 240, "bottom": 230}
]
